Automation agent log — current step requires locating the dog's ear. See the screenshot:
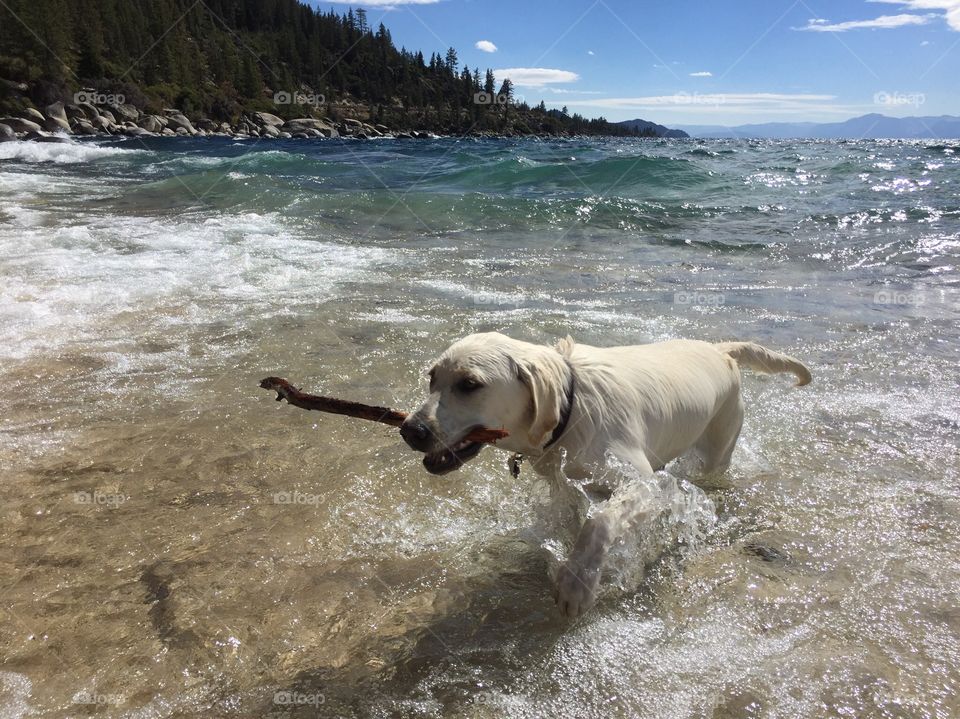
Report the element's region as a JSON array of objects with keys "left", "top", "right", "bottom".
[{"left": 516, "top": 356, "right": 562, "bottom": 448}]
